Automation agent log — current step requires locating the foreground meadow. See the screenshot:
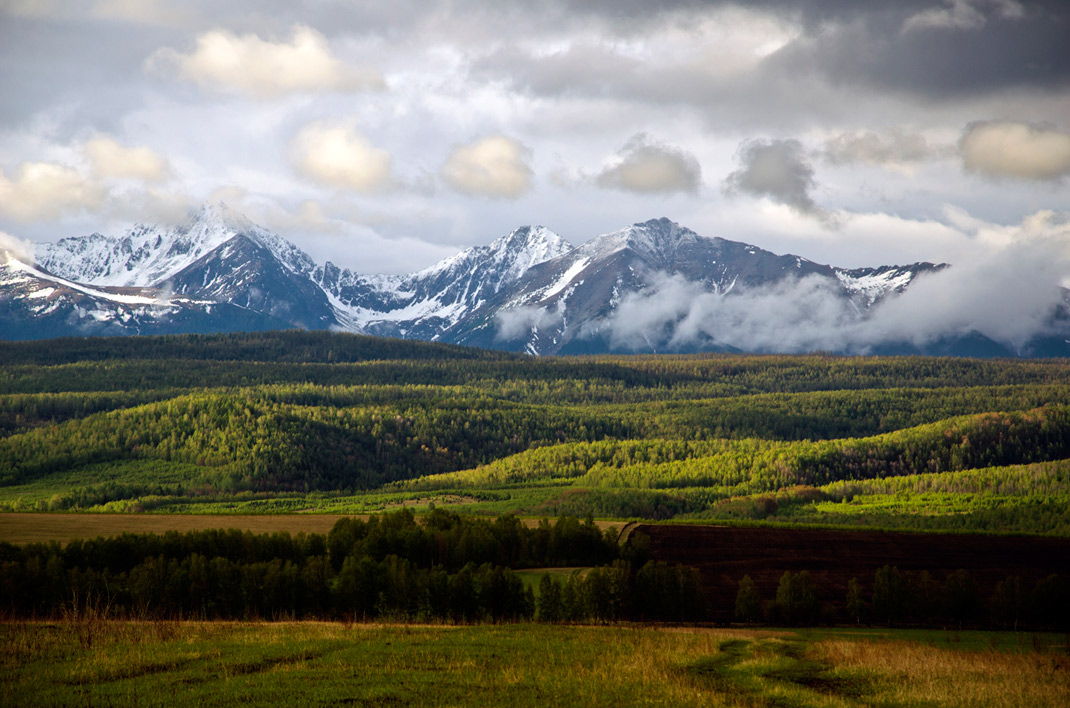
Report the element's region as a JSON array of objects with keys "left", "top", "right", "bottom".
[{"left": 2, "top": 622, "right": 1067, "bottom": 707}]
